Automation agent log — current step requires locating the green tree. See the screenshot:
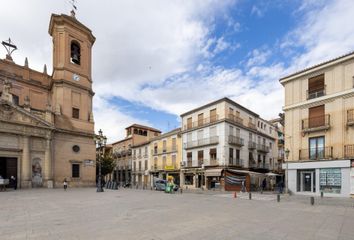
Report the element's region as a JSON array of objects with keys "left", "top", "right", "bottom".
[{"left": 96, "top": 152, "right": 115, "bottom": 177}]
